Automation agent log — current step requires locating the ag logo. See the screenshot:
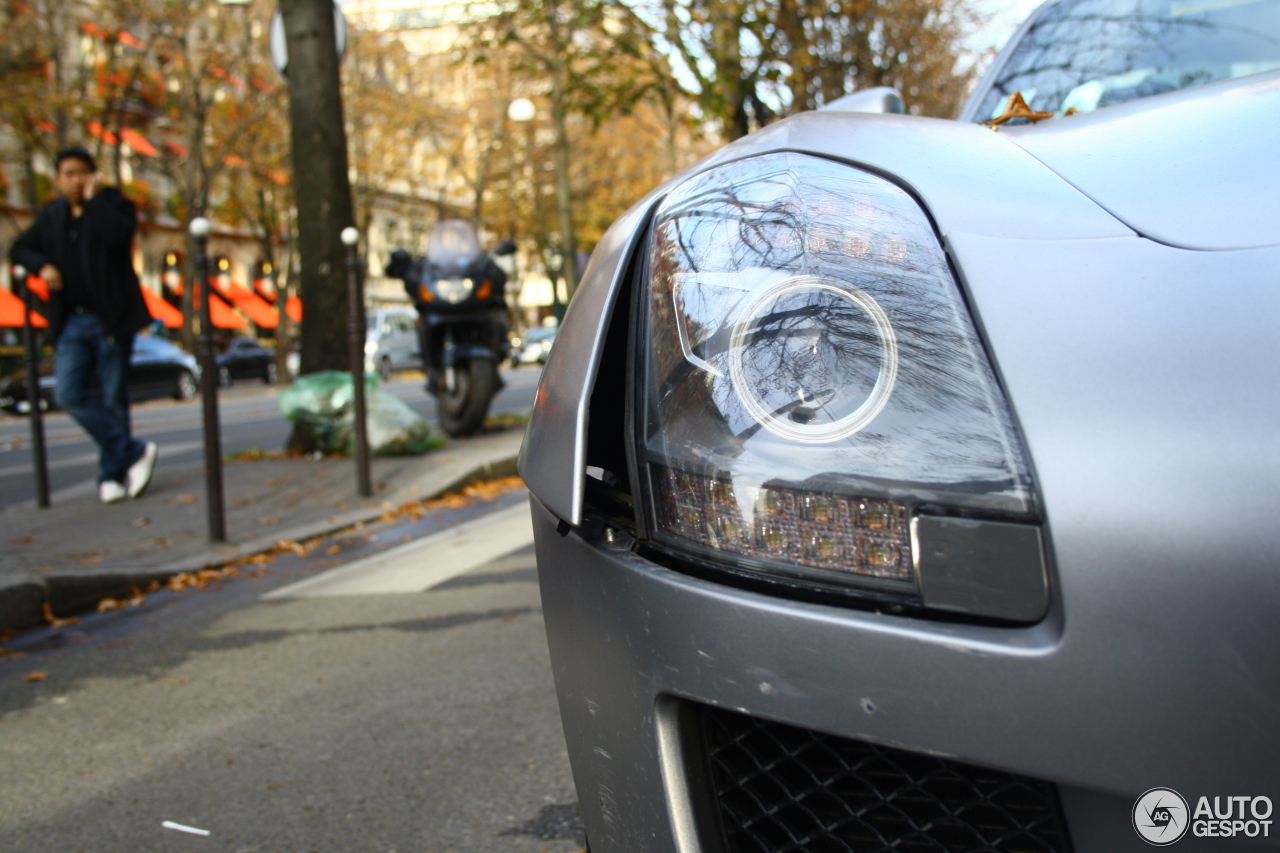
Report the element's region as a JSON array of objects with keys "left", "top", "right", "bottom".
[{"left": 1134, "top": 788, "right": 1190, "bottom": 845}]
